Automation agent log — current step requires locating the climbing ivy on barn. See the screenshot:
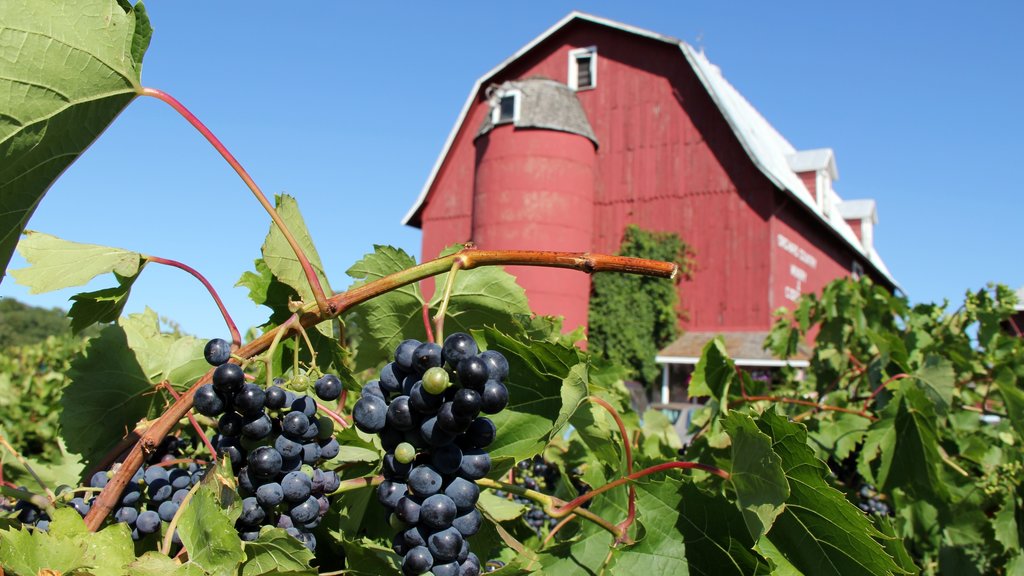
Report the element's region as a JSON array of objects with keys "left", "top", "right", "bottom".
[{"left": 588, "top": 225, "right": 692, "bottom": 386}]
